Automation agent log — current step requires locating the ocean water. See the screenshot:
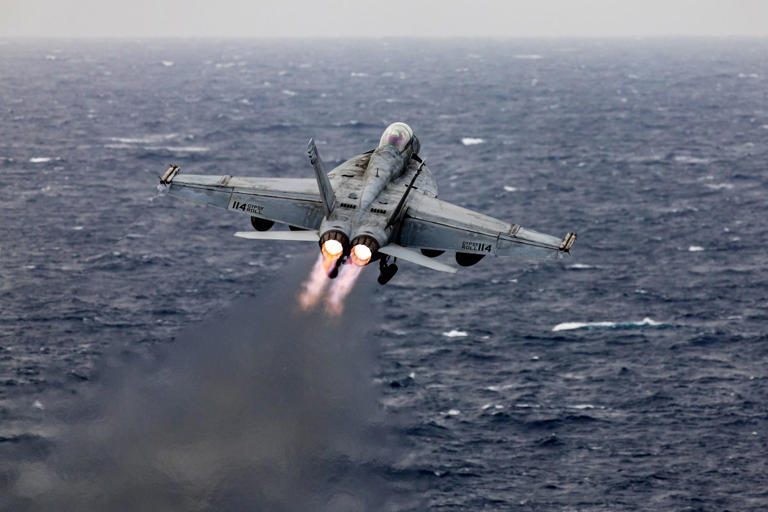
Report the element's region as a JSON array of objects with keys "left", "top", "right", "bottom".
[{"left": 1, "top": 38, "right": 767, "bottom": 510}]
